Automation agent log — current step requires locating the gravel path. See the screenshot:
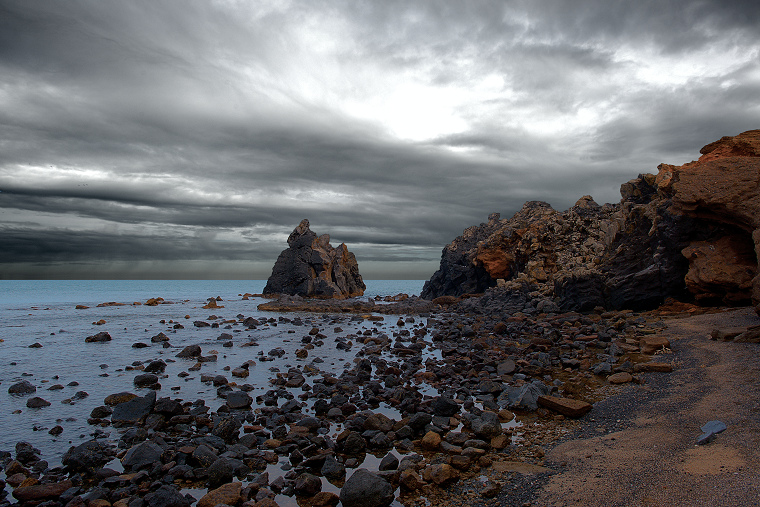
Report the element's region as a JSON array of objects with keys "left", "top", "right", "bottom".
[{"left": 533, "top": 307, "right": 760, "bottom": 507}]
